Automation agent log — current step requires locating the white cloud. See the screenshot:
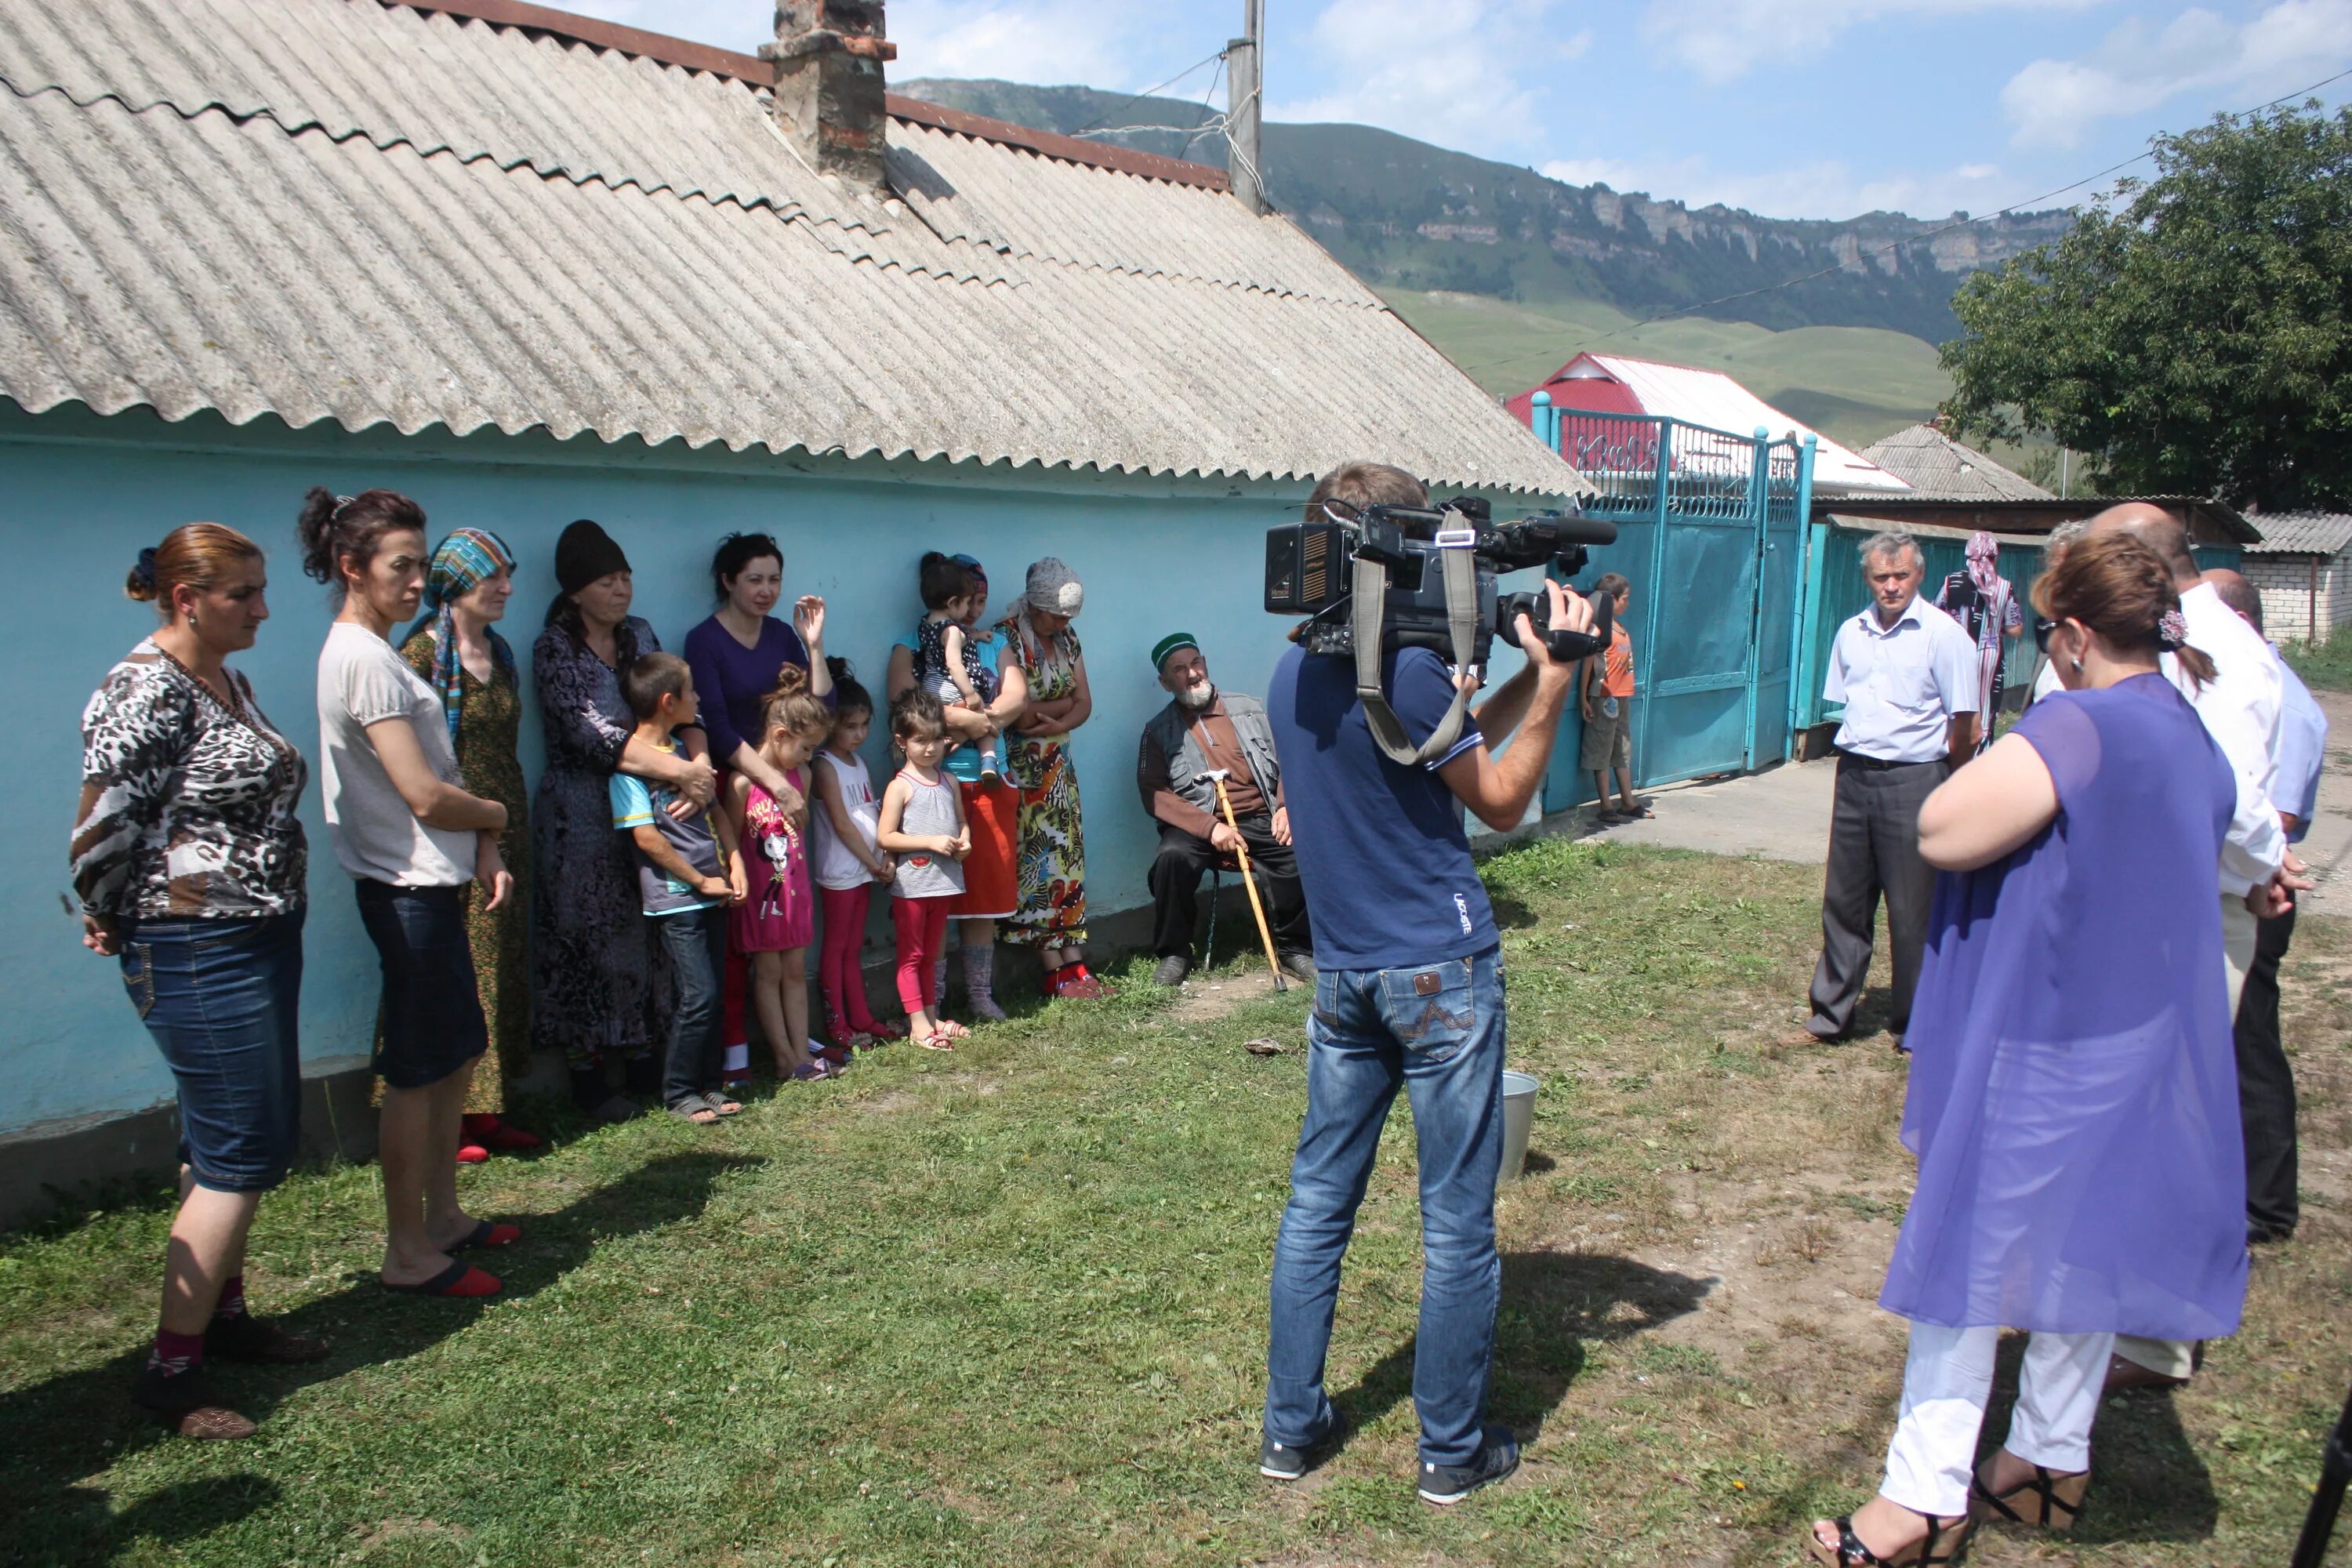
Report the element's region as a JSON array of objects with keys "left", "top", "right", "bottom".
[
  {"left": 1639, "top": 0, "right": 2101, "bottom": 85},
  {"left": 1543, "top": 151, "right": 2019, "bottom": 221},
  {"left": 561, "top": 0, "right": 1178, "bottom": 90},
  {"left": 2002, "top": 0, "right": 2352, "bottom": 149},
  {"left": 1267, "top": 1, "right": 1586, "bottom": 158}
]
